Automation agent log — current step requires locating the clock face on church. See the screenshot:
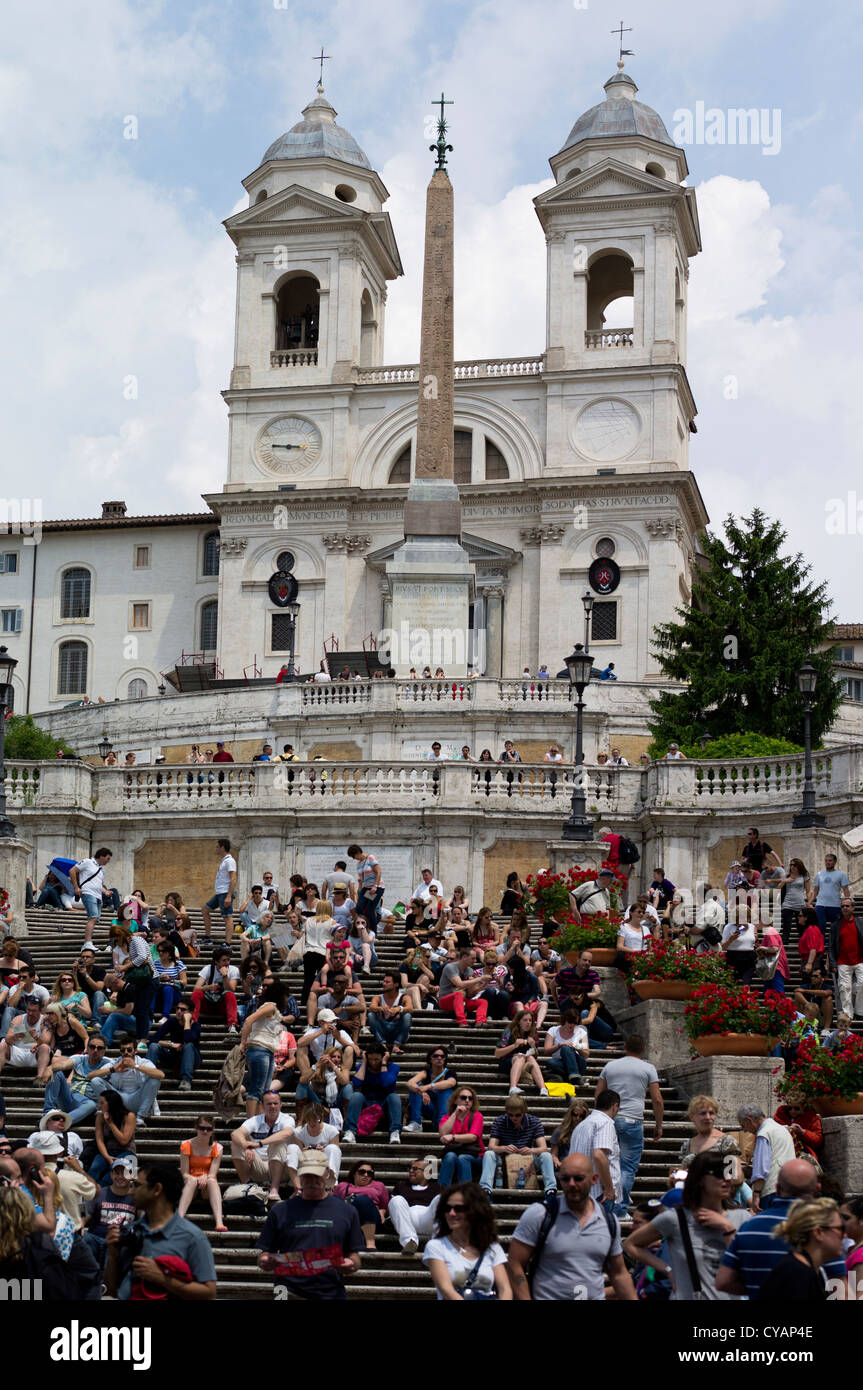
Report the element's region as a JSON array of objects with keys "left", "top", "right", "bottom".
[
  {"left": 571, "top": 400, "right": 640, "bottom": 462},
  {"left": 255, "top": 416, "right": 322, "bottom": 475}
]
